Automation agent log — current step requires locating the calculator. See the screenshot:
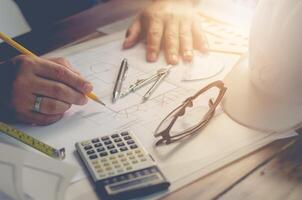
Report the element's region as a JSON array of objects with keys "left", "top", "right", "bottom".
[{"left": 75, "top": 131, "right": 170, "bottom": 200}]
